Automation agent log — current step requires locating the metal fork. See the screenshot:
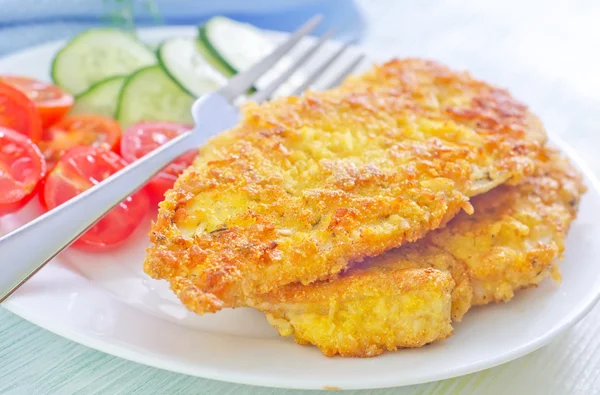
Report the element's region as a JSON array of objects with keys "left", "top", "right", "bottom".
[{"left": 0, "top": 16, "right": 365, "bottom": 302}]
